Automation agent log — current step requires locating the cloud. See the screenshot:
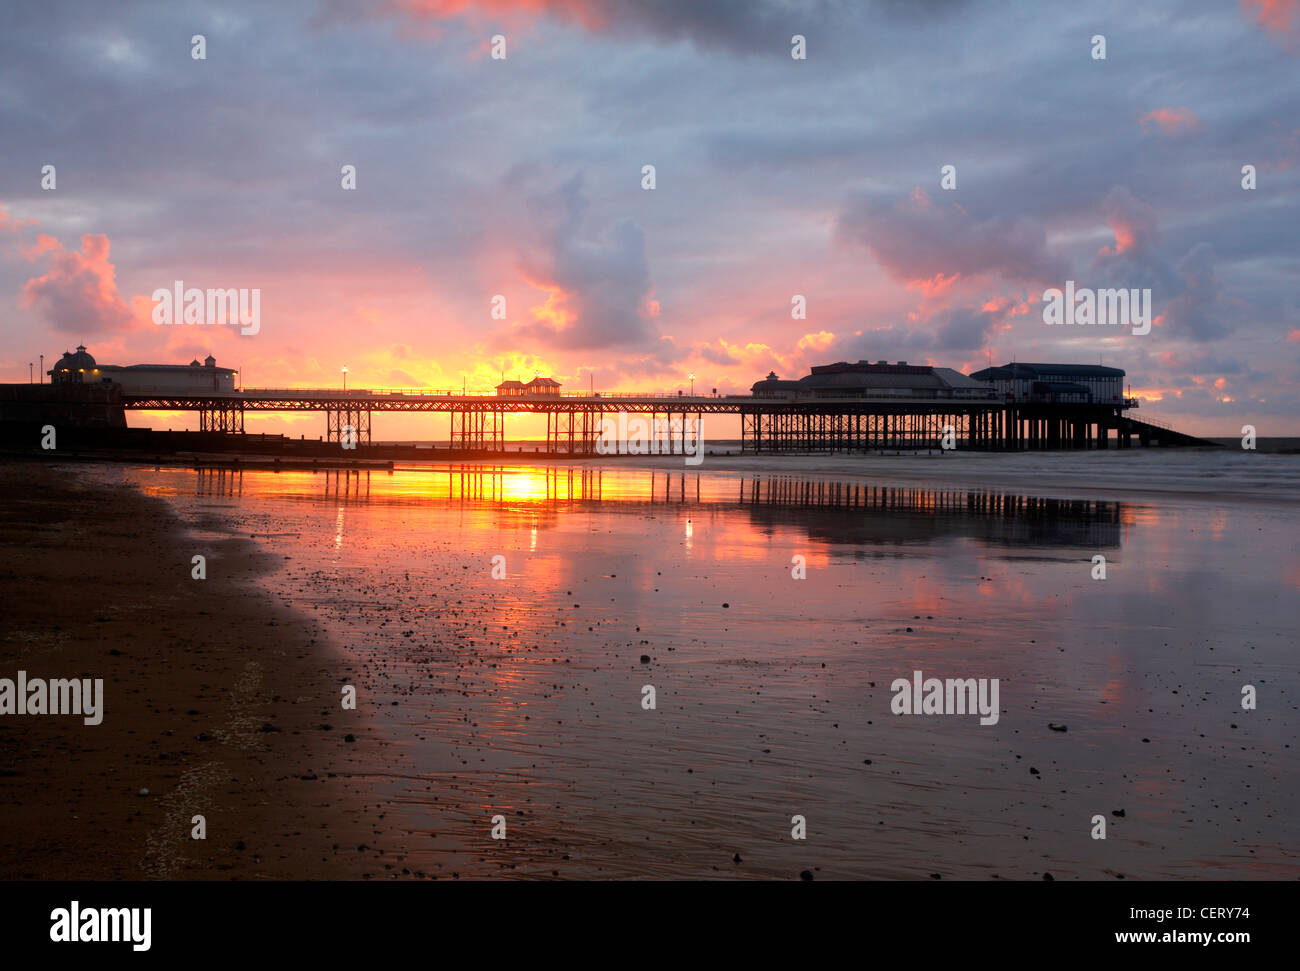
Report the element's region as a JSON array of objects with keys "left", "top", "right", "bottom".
[
  {"left": 20, "top": 233, "right": 136, "bottom": 336},
  {"left": 1161, "top": 243, "right": 1232, "bottom": 341},
  {"left": 1090, "top": 188, "right": 1239, "bottom": 342},
  {"left": 509, "top": 172, "right": 657, "bottom": 351},
  {"left": 837, "top": 188, "right": 1066, "bottom": 289},
  {"left": 0, "top": 204, "right": 39, "bottom": 239},
  {"left": 696, "top": 342, "right": 739, "bottom": 366},
  {"left": 929, "top": 300, "right": 1027, "bottom": 352},
  {"left": 796, "top": 330, "right": 835, "bottom": 352},
  {"left": 1139, "top": 107, "right": 1203, "bottom": 136},
  {"left": 386, "top": 0, "right": 860, "bottom": 53},
  {"left": 1165, "top": 351, "right": 1256, "bottom": 378},
  {"left": 1097, "top": 186, "right": 1160, "bottom": 260},
  {"left": 388, "top": 367, "right": 430, "bottom": 386},
  {"left": 1241, "top": 0, "right": 1299, "bottom": 44}
]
